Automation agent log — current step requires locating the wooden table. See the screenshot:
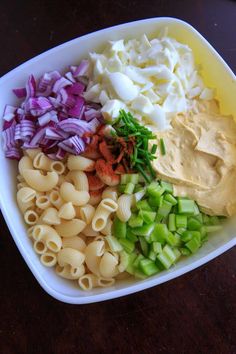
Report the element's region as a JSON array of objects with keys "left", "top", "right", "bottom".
[{"left": 0, "top": 1, "right": 235, "bottom": 353}]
